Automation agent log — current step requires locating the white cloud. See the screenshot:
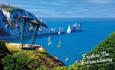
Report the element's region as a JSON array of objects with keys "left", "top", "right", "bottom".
[{"left": 88, "top": 0, "right": 112, "bottom": 4}]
